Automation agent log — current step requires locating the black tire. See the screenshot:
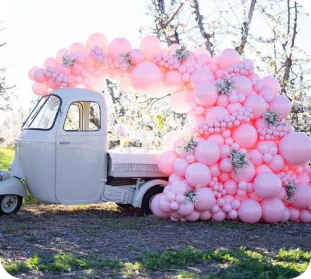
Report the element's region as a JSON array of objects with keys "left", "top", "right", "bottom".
[
  {"left": 0, "top": 195, "right": 23, "bottom": 216},
  {"left": 116, "top": 203, "right": 133, "bottom": 208},
  {"left": 141, "top": 185, "right": 164, "bottom": 215}
]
